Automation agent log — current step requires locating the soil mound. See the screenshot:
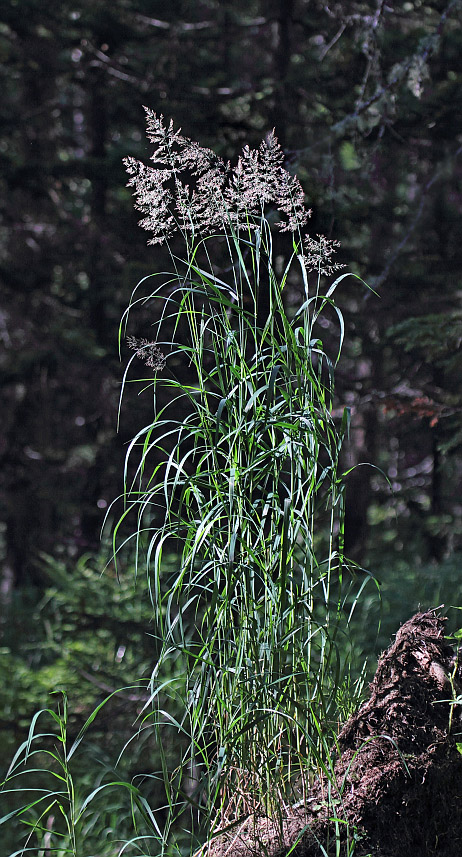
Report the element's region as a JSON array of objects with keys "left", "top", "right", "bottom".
[{"left": 204, "top": 609, "right": 462, "bottom": 857}]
